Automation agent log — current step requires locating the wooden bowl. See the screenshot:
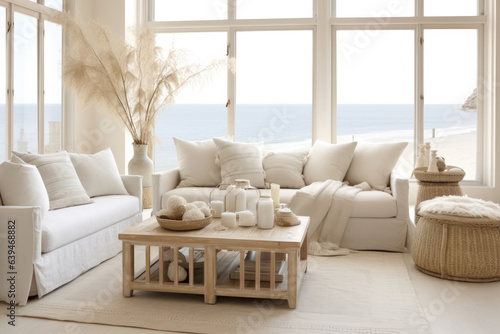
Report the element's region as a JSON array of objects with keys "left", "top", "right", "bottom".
[{"left": 155, "top": 215, "right": 213, "bottom": 231}]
